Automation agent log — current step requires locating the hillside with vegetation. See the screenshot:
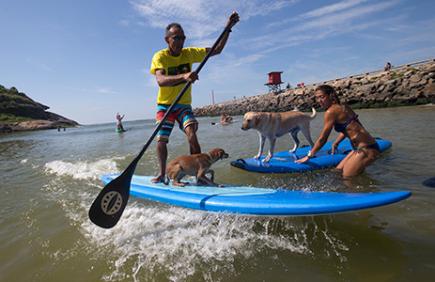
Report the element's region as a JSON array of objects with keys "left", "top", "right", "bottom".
[{"left": 0, "top": 84, "right": 78, "bottom": 133}]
